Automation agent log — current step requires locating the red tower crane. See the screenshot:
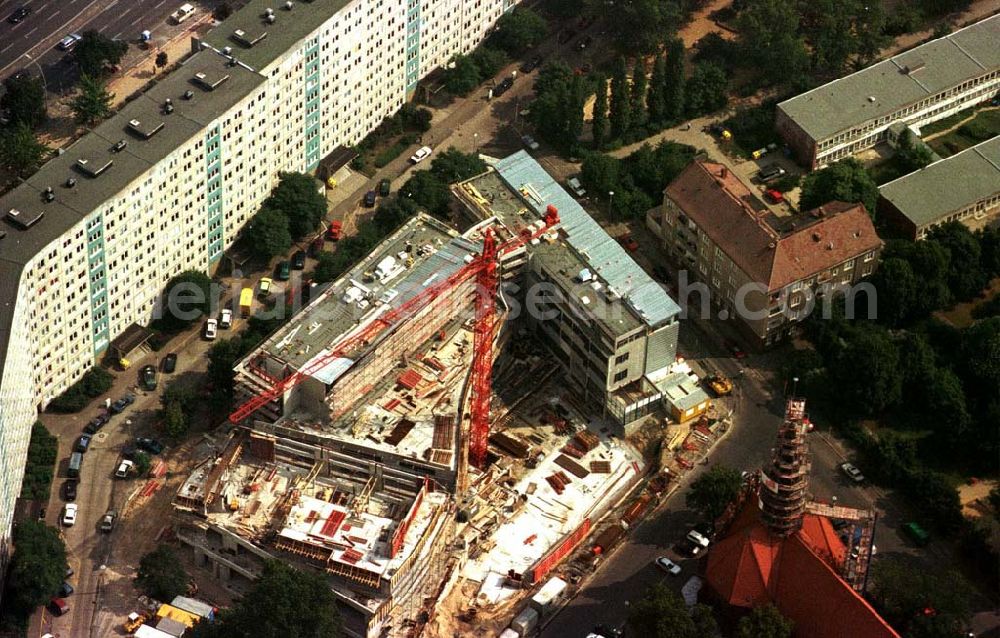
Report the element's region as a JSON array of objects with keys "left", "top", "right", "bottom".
[{"left": 228, "top": 206, "right": 561, "bottom": 471}]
